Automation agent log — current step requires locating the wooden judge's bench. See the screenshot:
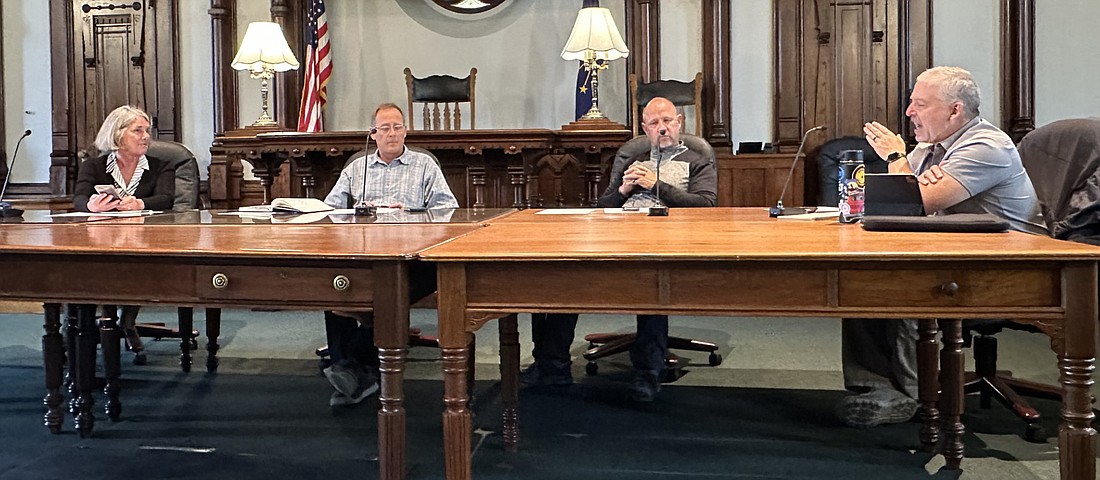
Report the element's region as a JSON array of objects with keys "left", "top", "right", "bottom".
[{"left": 206, "top": 128, "right": 801, "bottom": 209}]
